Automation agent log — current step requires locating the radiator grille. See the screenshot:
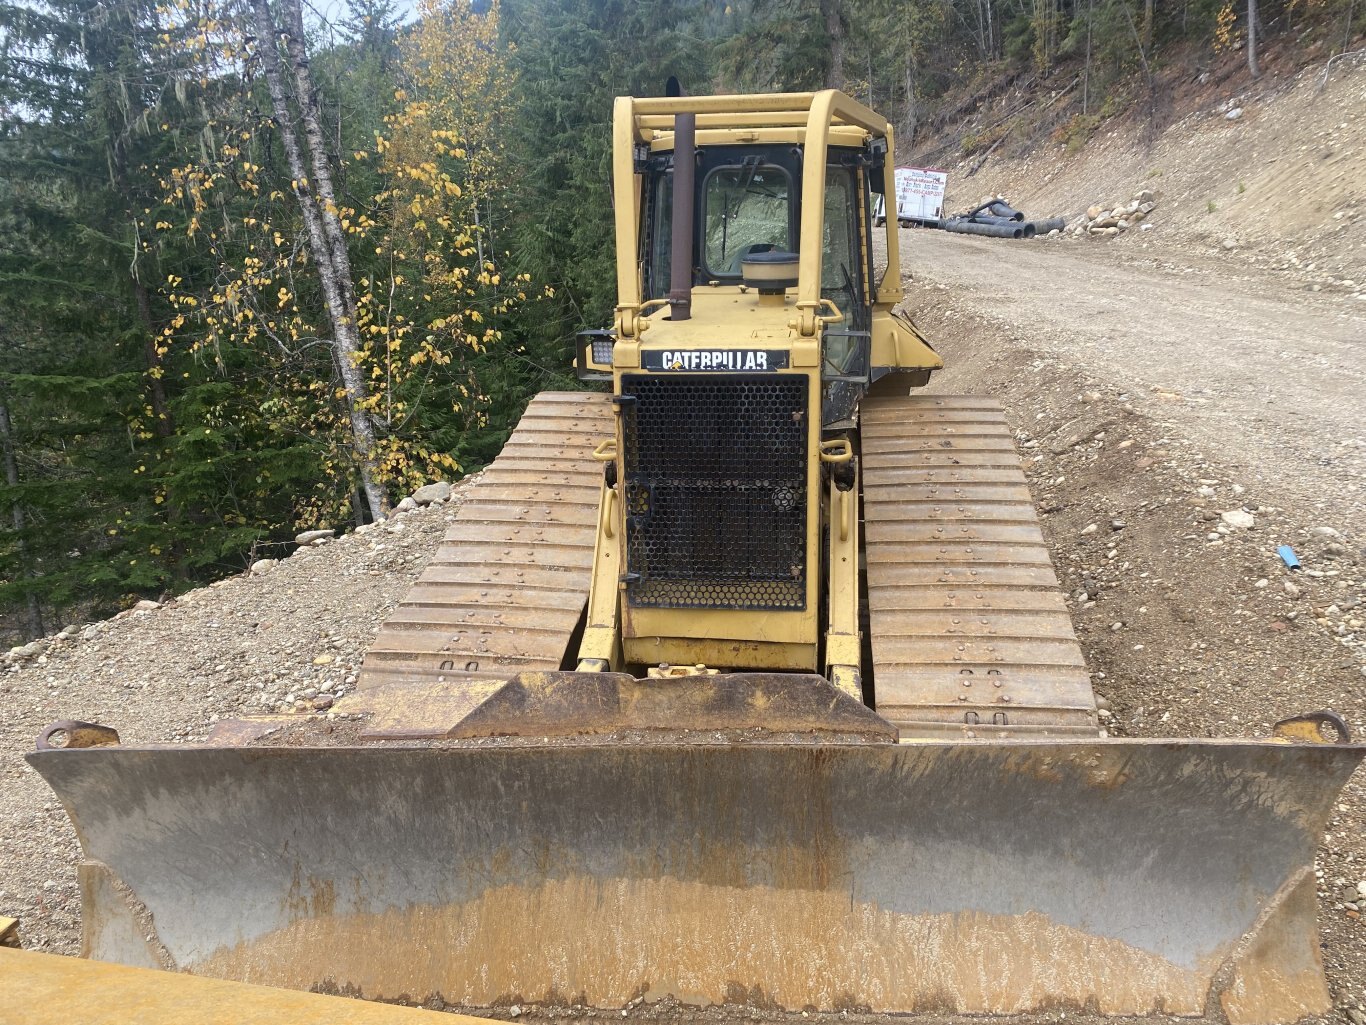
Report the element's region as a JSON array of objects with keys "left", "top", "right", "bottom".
[{"left": 620, "top": 374, "right": 808, "bottom": 610}]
